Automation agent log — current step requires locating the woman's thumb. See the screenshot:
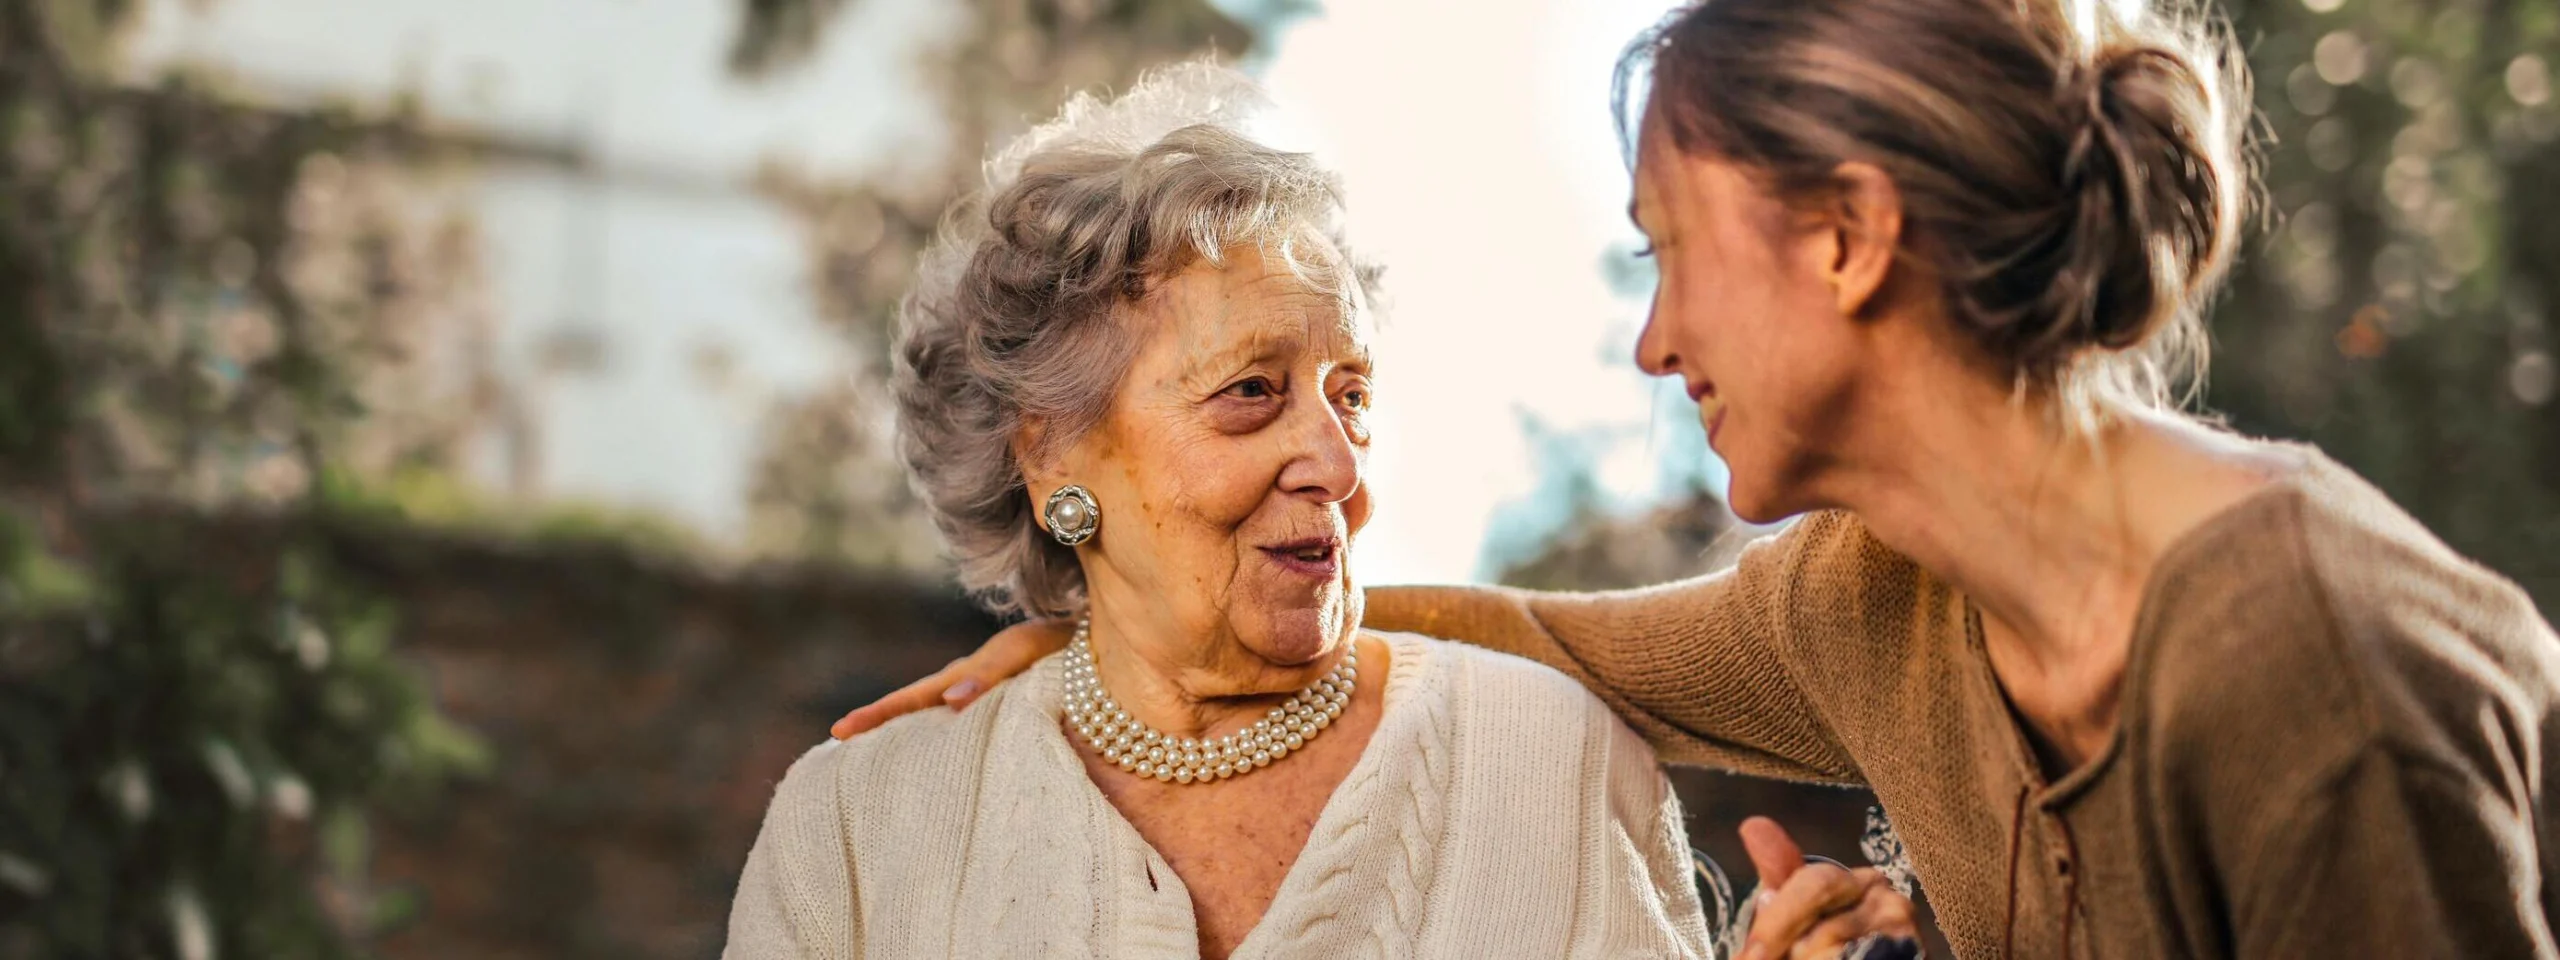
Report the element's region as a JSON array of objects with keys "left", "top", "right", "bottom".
[{"left": 1739, "top": 816, "right": 1804, "bottom": 893}]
